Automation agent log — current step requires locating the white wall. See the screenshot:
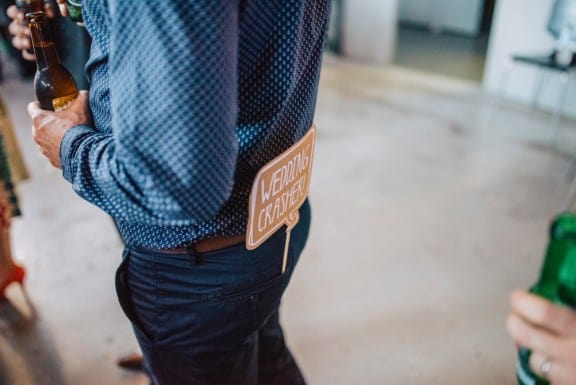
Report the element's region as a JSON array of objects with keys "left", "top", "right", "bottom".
[
  {"left": 483, "top": 0, "right": 576, "bottom": 118},
  {"left": 342, "top": 0, "right": 398, "bottom": 64}
]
